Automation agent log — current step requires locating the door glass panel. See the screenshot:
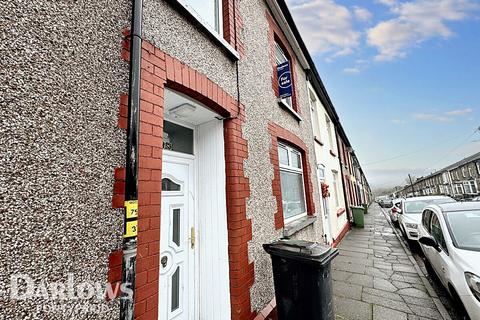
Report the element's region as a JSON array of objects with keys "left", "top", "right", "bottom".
[
  {"left": 172, "top": 208, "right": 180, "bottom": 246},
  {"left": 163, "top": 121, "right": 194, "bottom": 154},
  {"left": 162, "top": 178, "right": 181, "bottom": 191},
  {"left": 171, "top": 267, "right": 180, "bottom": 311}
]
